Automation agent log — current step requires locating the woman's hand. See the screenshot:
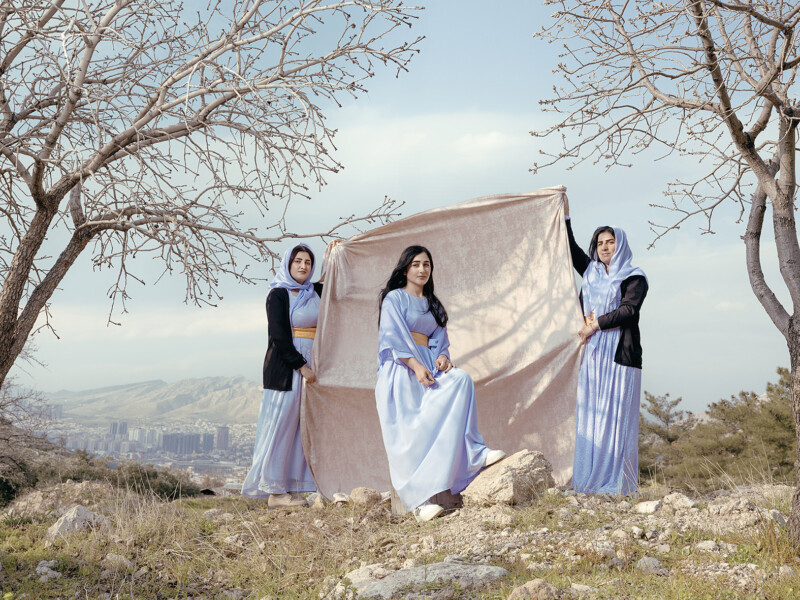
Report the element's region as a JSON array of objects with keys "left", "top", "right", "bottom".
[
  {"left": 413, "top": 364, "right": 436, "bottom": 386},
  {"left": 435, "top": 355, "right": 454, "bottom": 373},
  {"left": 578, "top": 320, "right": 599, "bottom": 344},
  {"left": 400, "top": 356, "right": 436, "bottom": 386},
  {"left": 299, "top": 365, "right": 317, "bottom": 384}
]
